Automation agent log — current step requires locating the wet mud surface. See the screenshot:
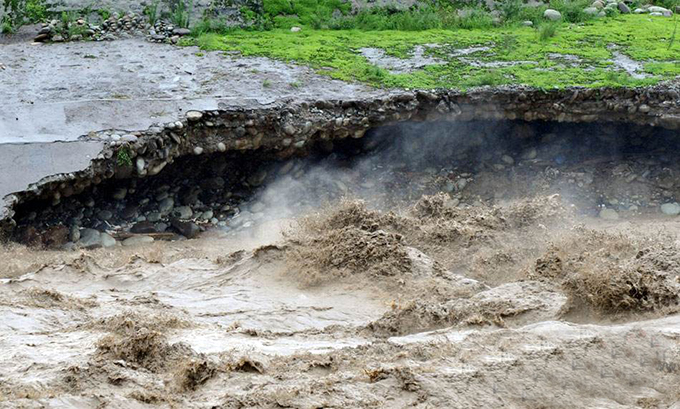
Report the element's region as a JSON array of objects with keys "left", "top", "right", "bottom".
[{"left": 2, "top": 121, "right": 680, "bottom": 408}]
